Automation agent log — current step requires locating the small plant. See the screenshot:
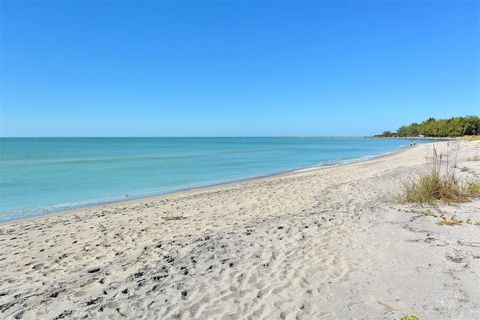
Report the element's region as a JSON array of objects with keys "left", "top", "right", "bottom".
[
  {"left": 400, "top": 316, "right": 419, "bottom": 320},
  {"left": 437, "top": 215, "right": 462, "bottom": 226},
  {"left": 466, "top": 181, "right": 480, "bottom": 197},
  {"left": 413, "top": 209, "right": 480, "bottom": 226},
  {"left": 400, "top": 145, "right": 480, "bottom": 204},
  {"left": 418, "top": 209, "right": 438, "bottom": 218},
  {"left": 401, "top": 170, "right": 468, "bottom": 204}
]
